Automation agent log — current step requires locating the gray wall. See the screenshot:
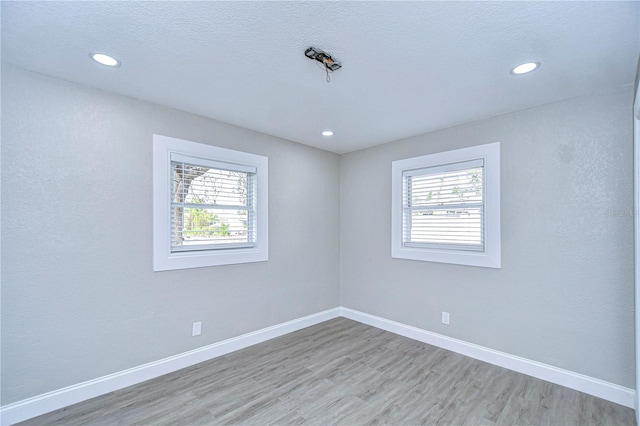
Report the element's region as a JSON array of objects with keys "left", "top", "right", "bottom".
[
  {"left": 340, "top": 86, "right": 635, "bottom": 388},
  {"left": 1, "top": 65, "right": 341, "bottom": 405}
]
